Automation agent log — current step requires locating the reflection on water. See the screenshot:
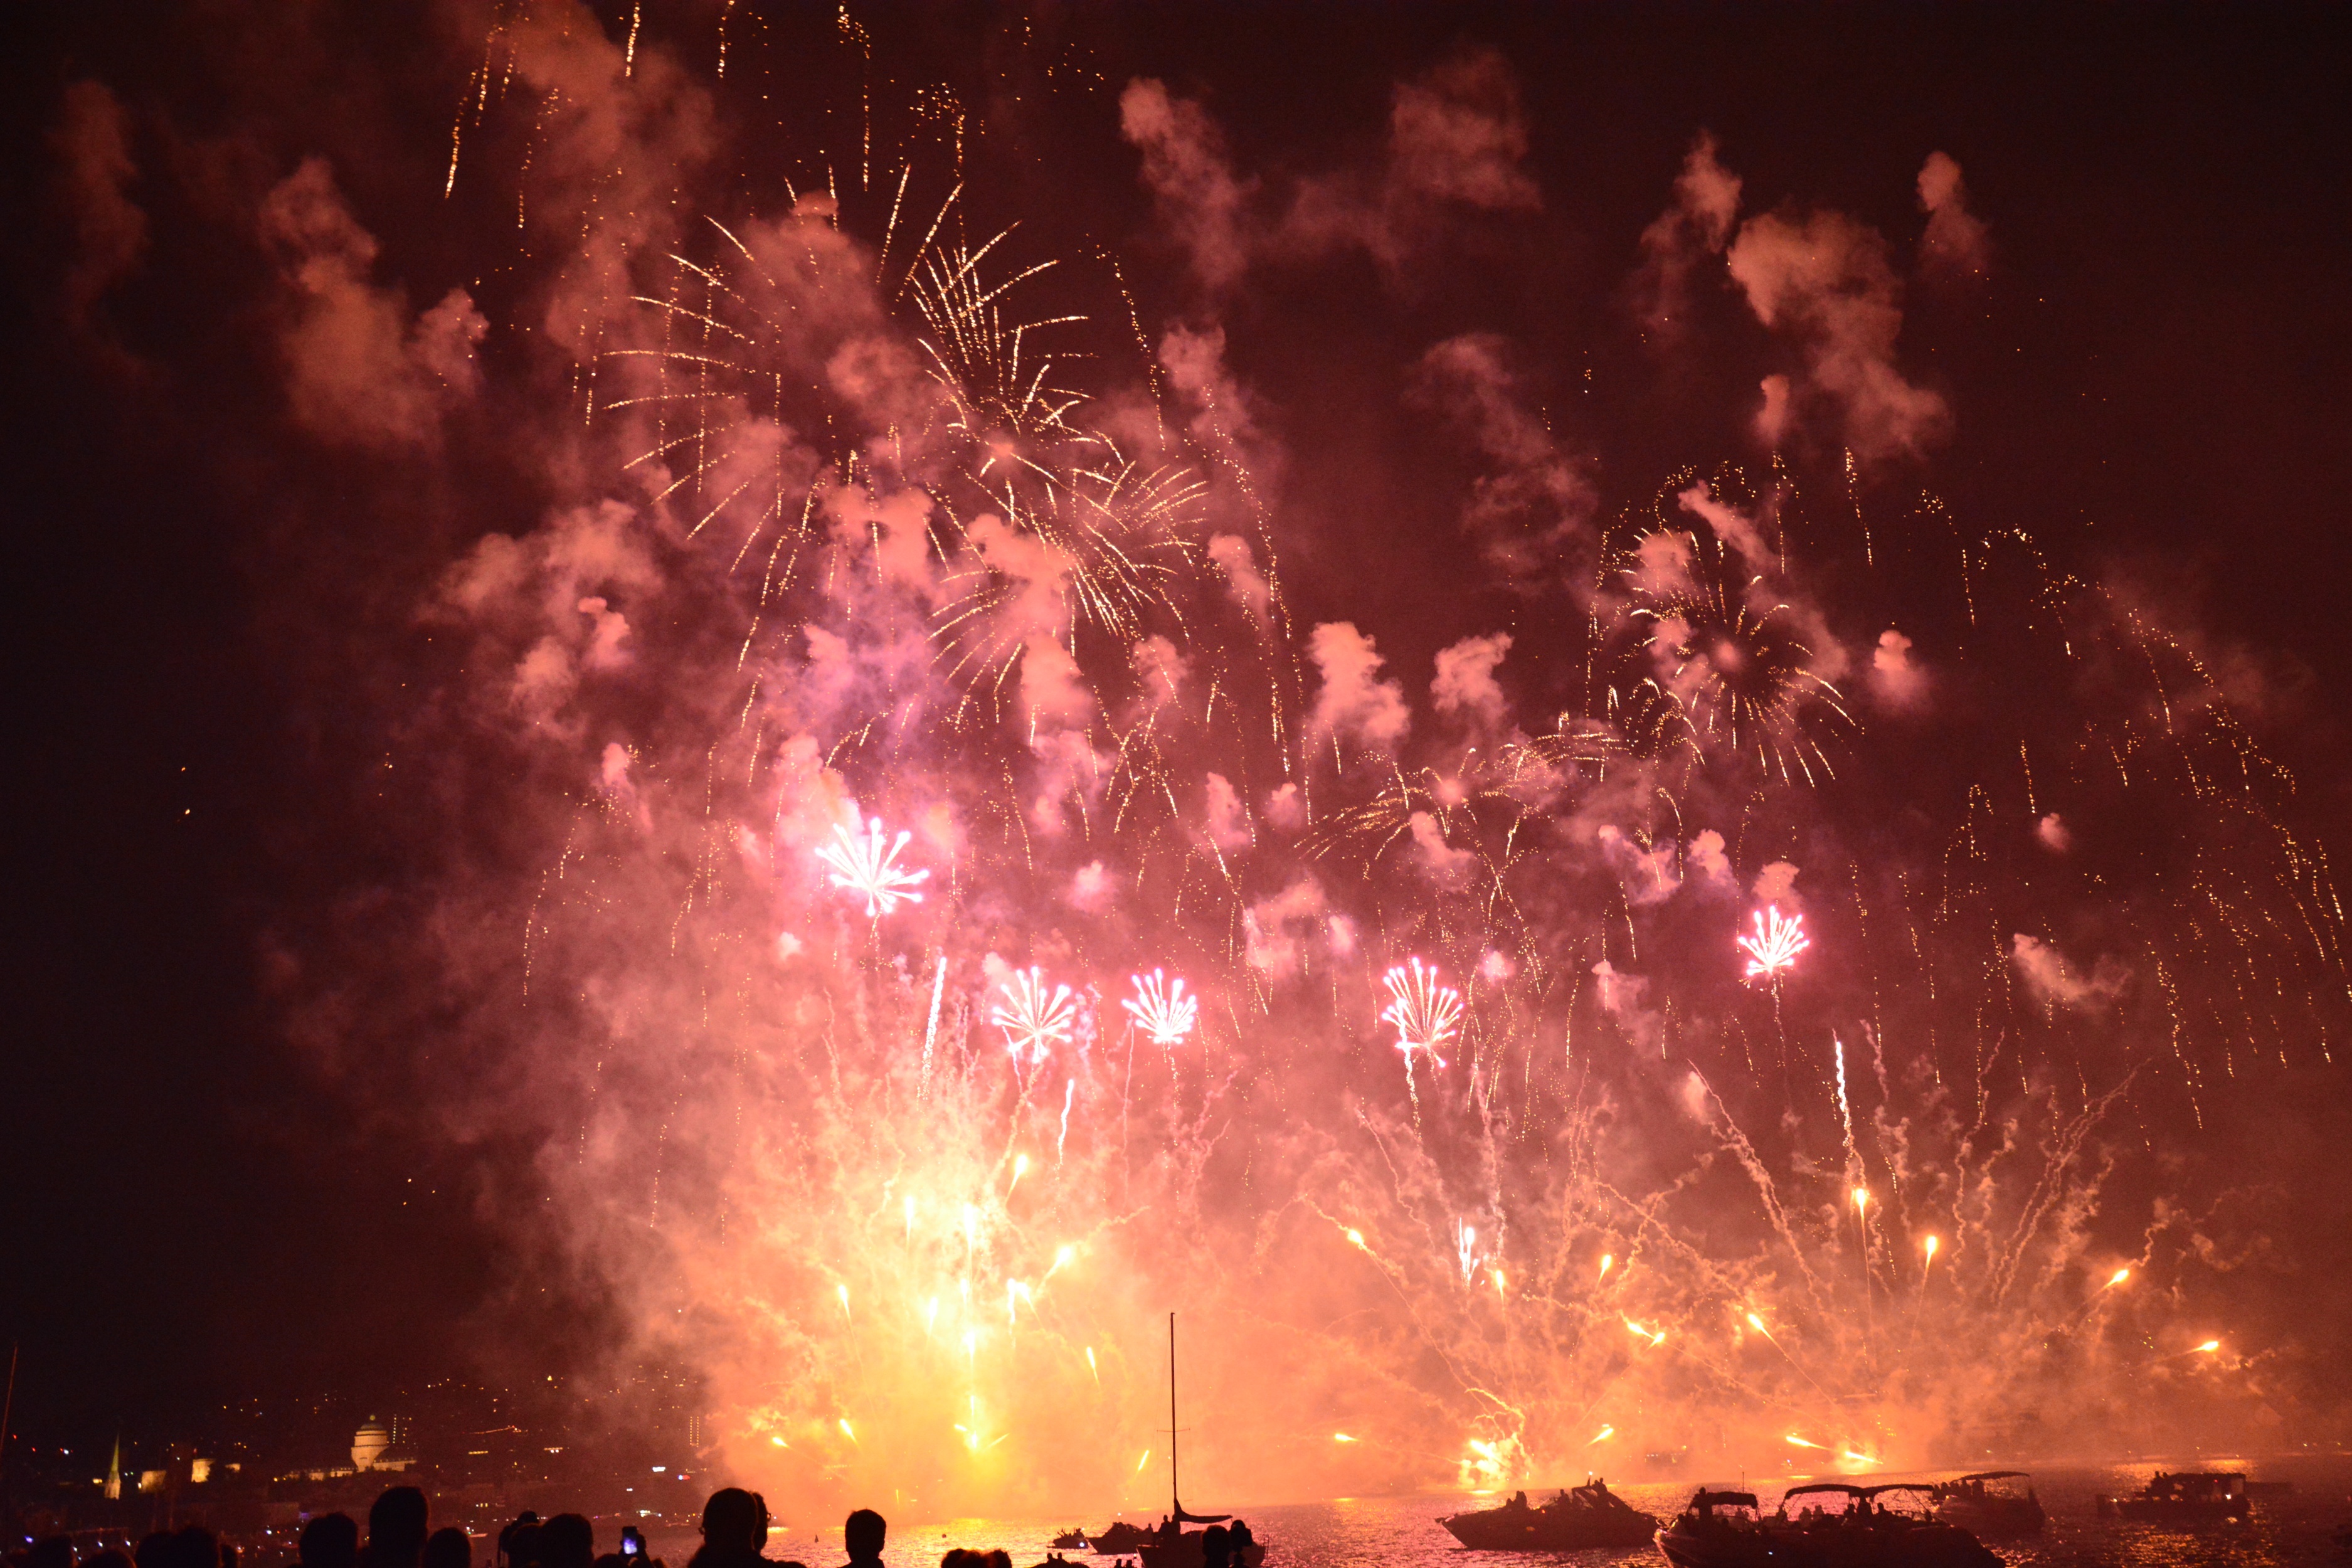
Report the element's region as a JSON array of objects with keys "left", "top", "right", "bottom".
[{"left": 744, "top": 1458, "right": 2352, "bottom": 1567}]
